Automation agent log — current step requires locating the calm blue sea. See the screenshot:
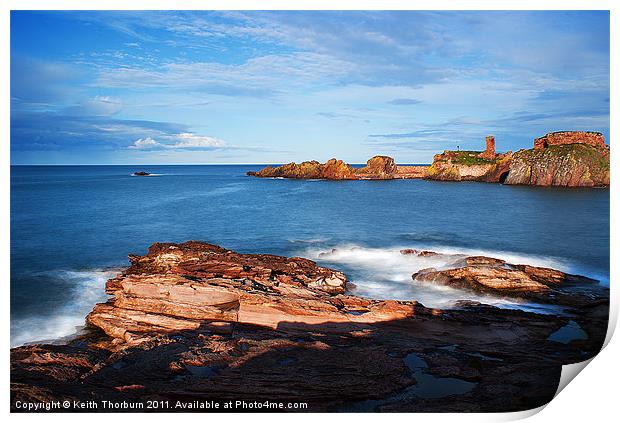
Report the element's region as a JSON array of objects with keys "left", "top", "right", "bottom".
[{"left": 10, "top": 165, "right": 610, "bottom": 346}]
